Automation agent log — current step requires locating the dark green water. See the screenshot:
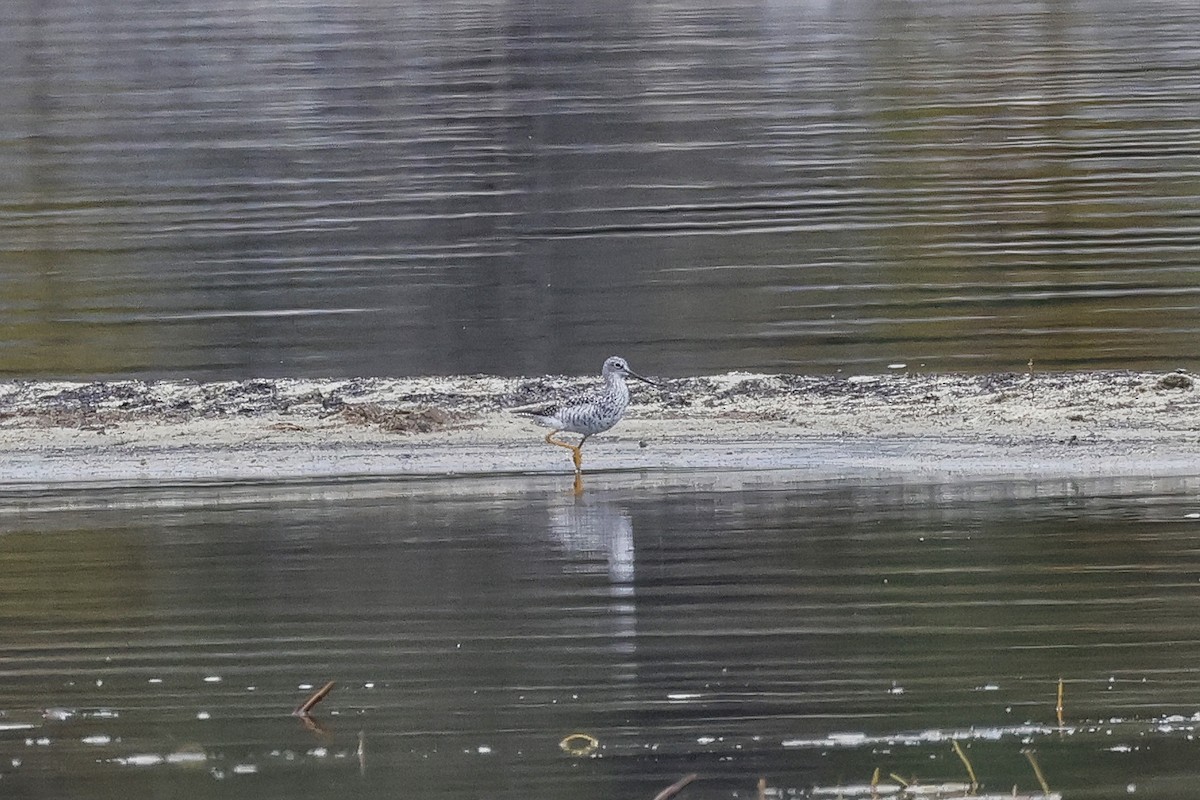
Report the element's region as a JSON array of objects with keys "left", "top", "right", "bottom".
[
  {"left": 5, "top": 474, "right": 1200, "bottom": 798},
  {"left": 4, "top": 0, "right": 1200, "bottom": 379}
]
